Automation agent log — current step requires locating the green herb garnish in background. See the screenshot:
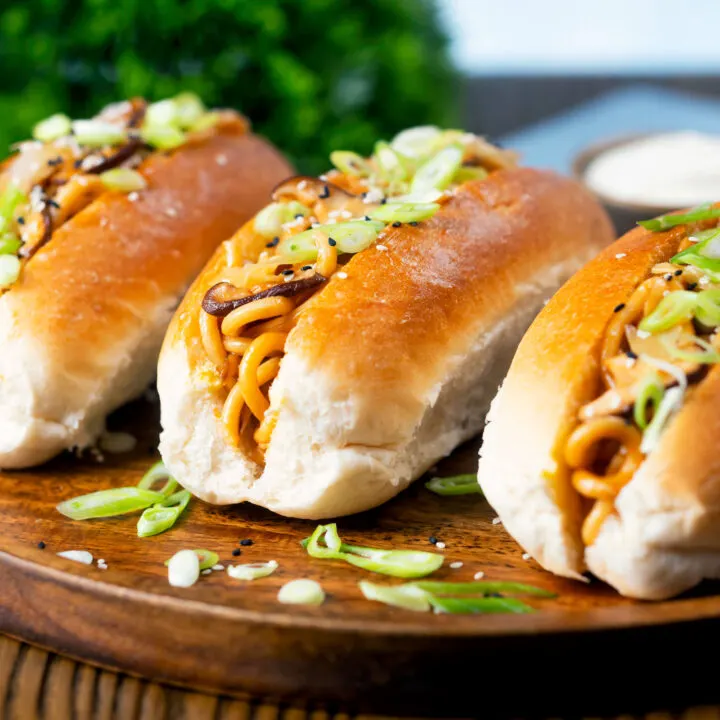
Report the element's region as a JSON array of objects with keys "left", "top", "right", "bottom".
[
  {"left": 302, "top": 524, "right": 443, "bottom": 578},
  {"left": 359, "top": 579, "right": 556, "bottom": 614},
  {"left": 425, "top": 474, "right": 482, "bottom": 496}
]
